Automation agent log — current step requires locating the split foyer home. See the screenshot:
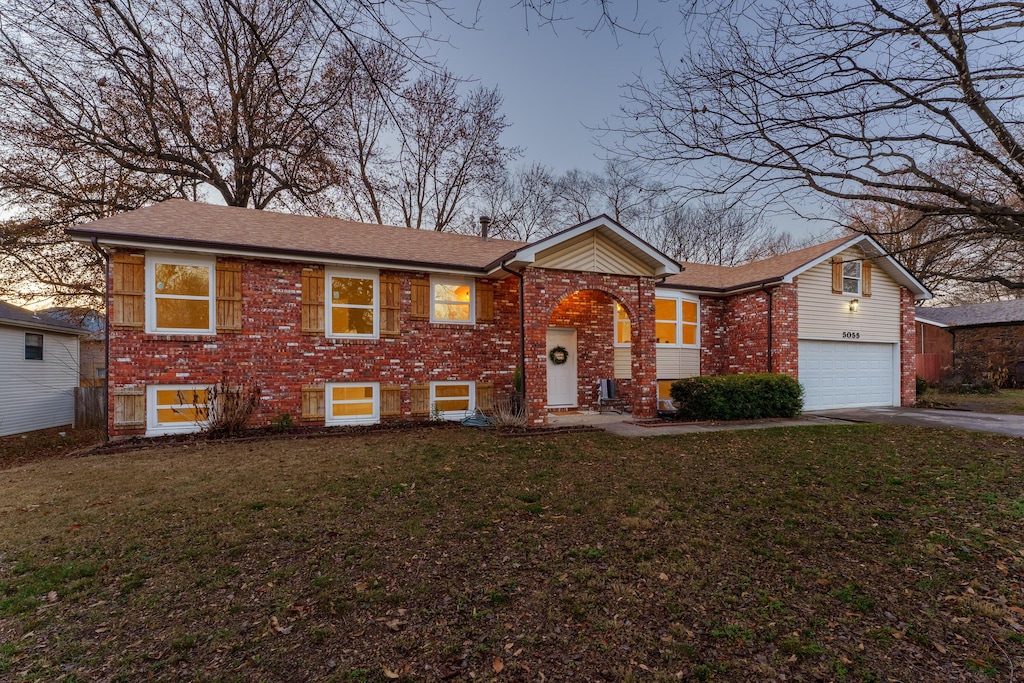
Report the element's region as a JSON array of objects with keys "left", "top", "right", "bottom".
[{"left": 66, "top": 200, "right": 930, "bottom": 438}]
